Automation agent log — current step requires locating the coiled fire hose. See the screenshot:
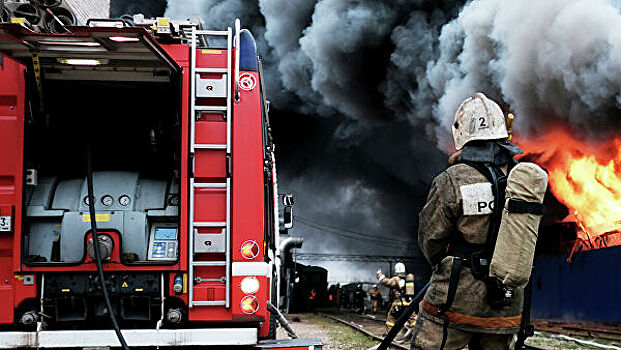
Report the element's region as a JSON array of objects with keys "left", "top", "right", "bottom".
[{"left": 86, "top": 145, "right": 130, "bottom": 350}]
